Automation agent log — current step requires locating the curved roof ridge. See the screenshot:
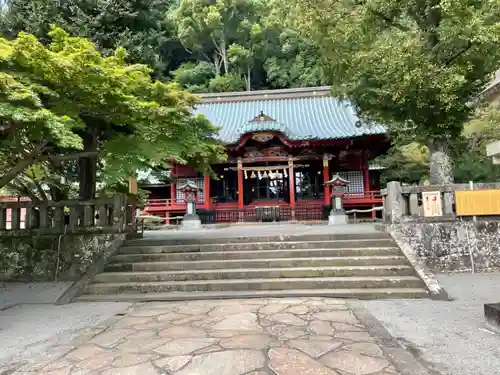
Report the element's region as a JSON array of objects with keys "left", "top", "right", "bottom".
[
  {"left": 236, "top": 111, "right": 294, "bottom": 139},
  {"left": 194, "top": 95, "right": 387, "bottom": 144}
]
